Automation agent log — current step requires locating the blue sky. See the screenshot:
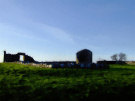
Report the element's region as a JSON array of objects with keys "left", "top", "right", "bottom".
[{"left": 0, "top": 0, "right": 135, "bottom": 62}]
